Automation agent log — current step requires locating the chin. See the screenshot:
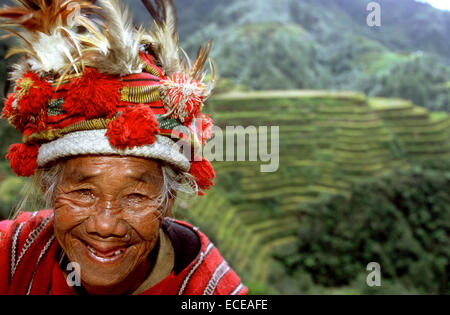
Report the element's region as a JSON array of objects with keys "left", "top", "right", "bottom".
[
  {"left": 81, "top": 270, "right": 129, "bottom": 289},
  {"left": 68, "top": 239, "right": 143, "bottom": 291}
]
